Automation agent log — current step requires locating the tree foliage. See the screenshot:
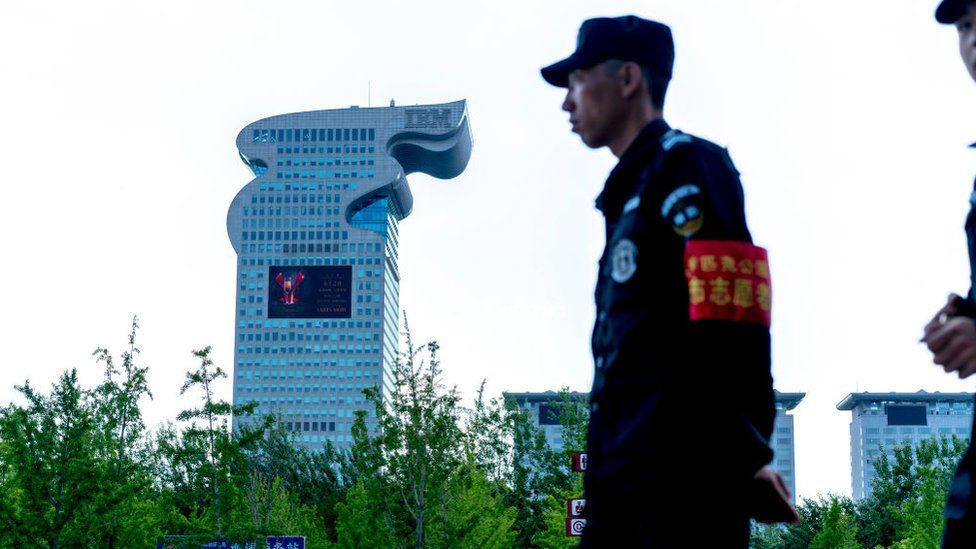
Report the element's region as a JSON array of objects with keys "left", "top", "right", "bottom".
[{"left": 753, "top": 435, "right": 968, "bottom": 549}]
